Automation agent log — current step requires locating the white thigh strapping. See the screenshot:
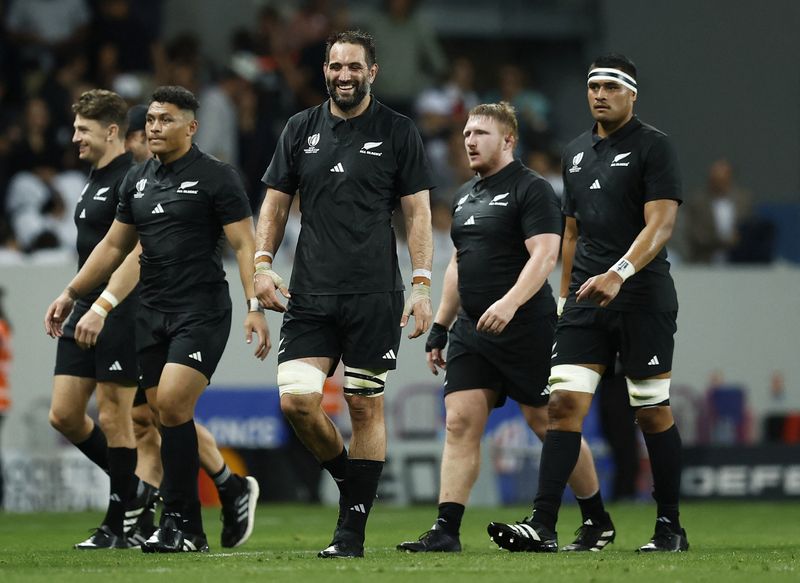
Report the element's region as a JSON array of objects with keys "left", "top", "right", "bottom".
[
  {"left": 343, "top": 366, "right": 388, "bottom": 397},
  {"left": 625, "top": 377, "right": 671, "bottom": 407},
  {"left": 277, "top": 360, "right": 327, "bottom": 396},
  {"left": 548, "top": 364, "right": 602, "bottom": 395}
]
